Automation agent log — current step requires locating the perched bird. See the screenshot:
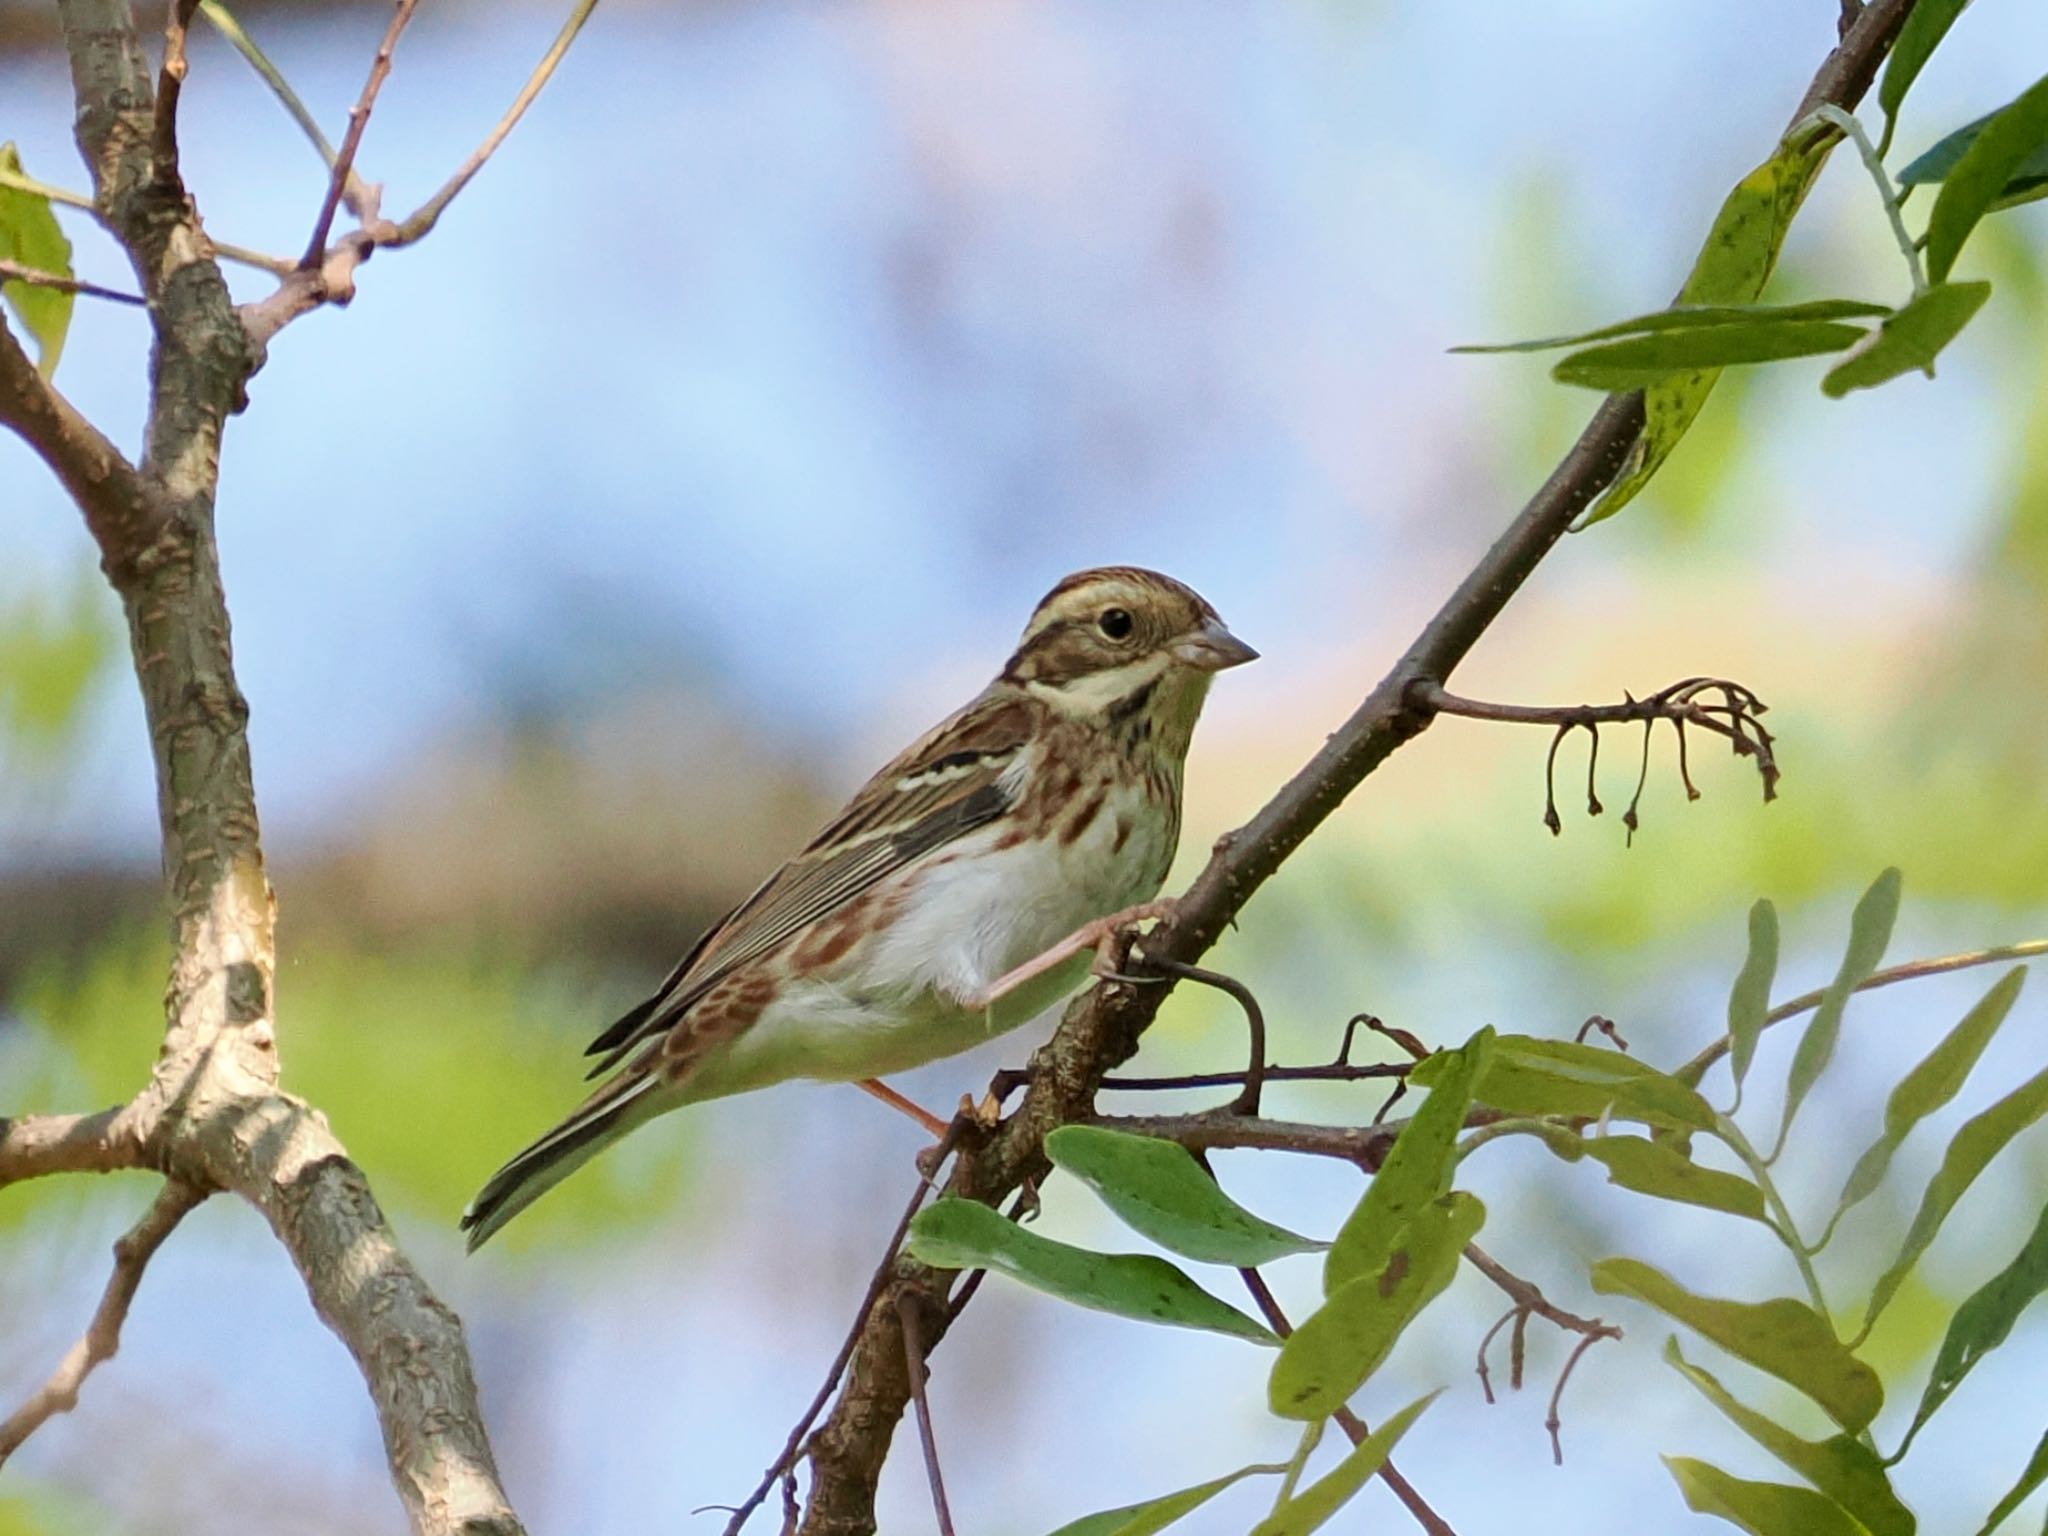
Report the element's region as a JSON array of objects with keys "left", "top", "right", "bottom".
[{"left": 462, "top": 567, "right": 1255, "bottom": 1249}]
